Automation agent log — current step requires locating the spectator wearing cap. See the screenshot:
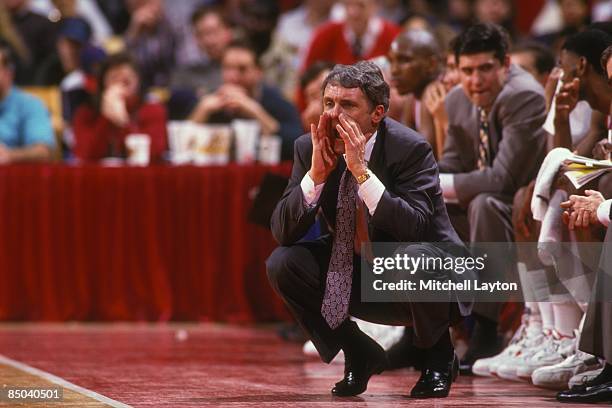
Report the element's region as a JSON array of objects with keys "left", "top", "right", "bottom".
[{"left": 36, "top": 16, "right": 93, "bottom": 84}]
